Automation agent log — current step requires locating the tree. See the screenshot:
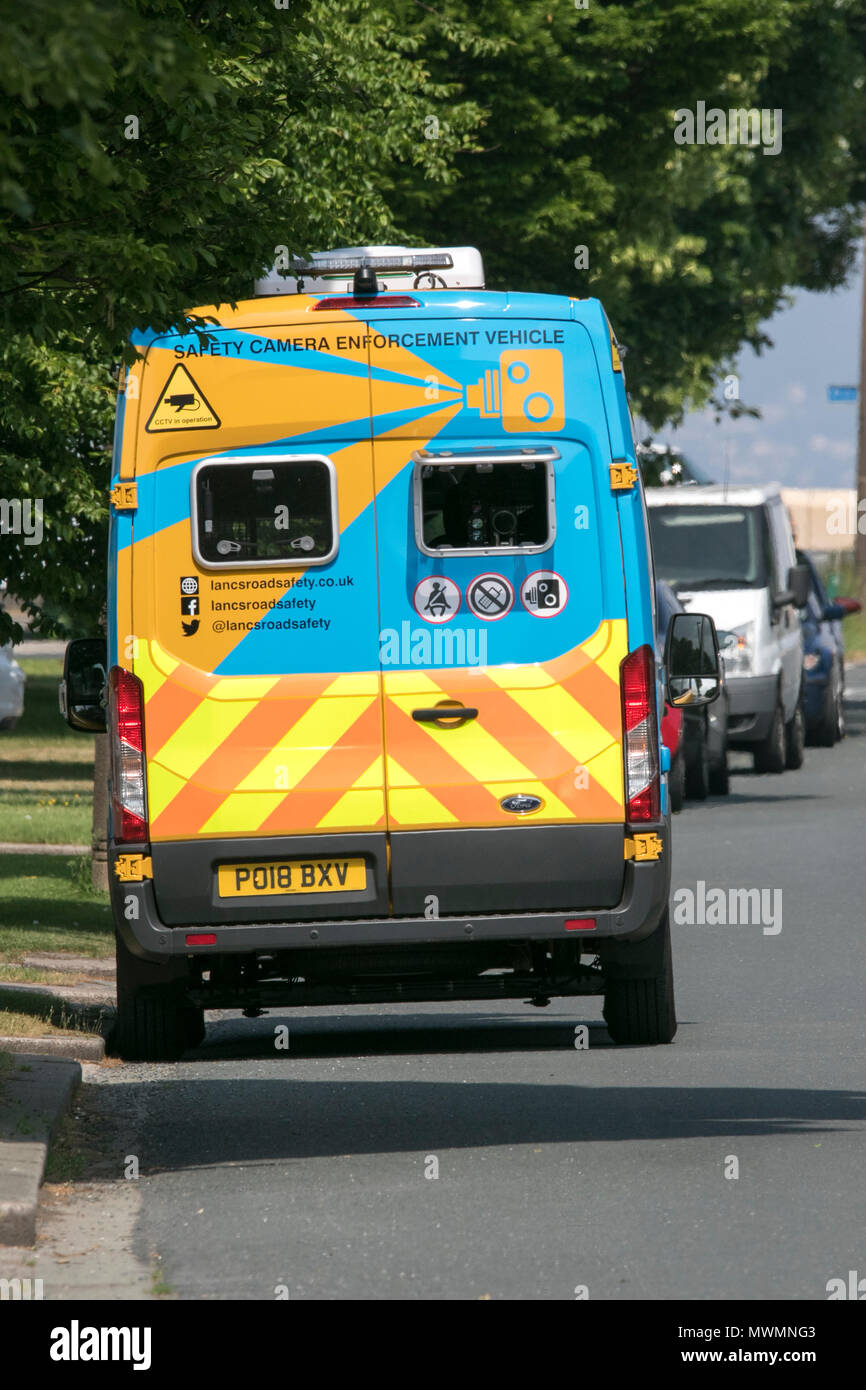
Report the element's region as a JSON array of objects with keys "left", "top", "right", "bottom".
[
  {"left": 388, "top": 0, "right": 866, "bottom": 427},
  {"left": 0, "top": 0, "right": 485, "bottom": 354},
  {"left": 0, "top": 0, "right": 488, "bottom": 645}
]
